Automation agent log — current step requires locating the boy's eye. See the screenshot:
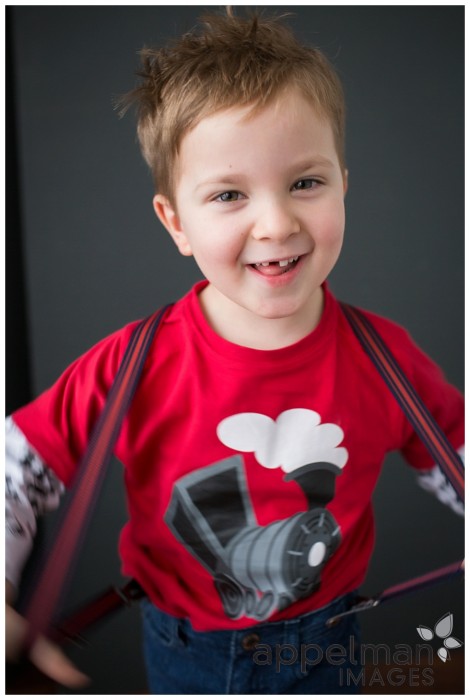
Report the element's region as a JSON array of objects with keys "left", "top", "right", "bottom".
[
  {"left": 292, "top": 178, "right": 319, "bottom": 191},
  {"left": 216, "top": 191, "right": 242, "bottom": 202}
]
